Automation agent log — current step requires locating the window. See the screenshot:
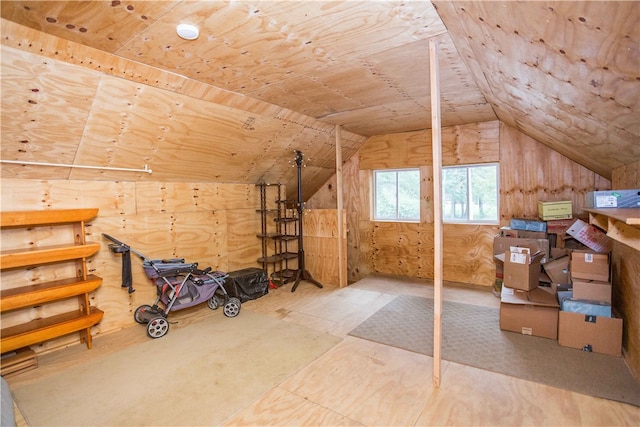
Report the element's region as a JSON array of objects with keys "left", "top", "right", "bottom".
[
  {"left": 442, "top": 163, "right": 498, "bottom": 223},
  {"left": 373, "top": 168, "right": 420, "bottom": 221}
]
